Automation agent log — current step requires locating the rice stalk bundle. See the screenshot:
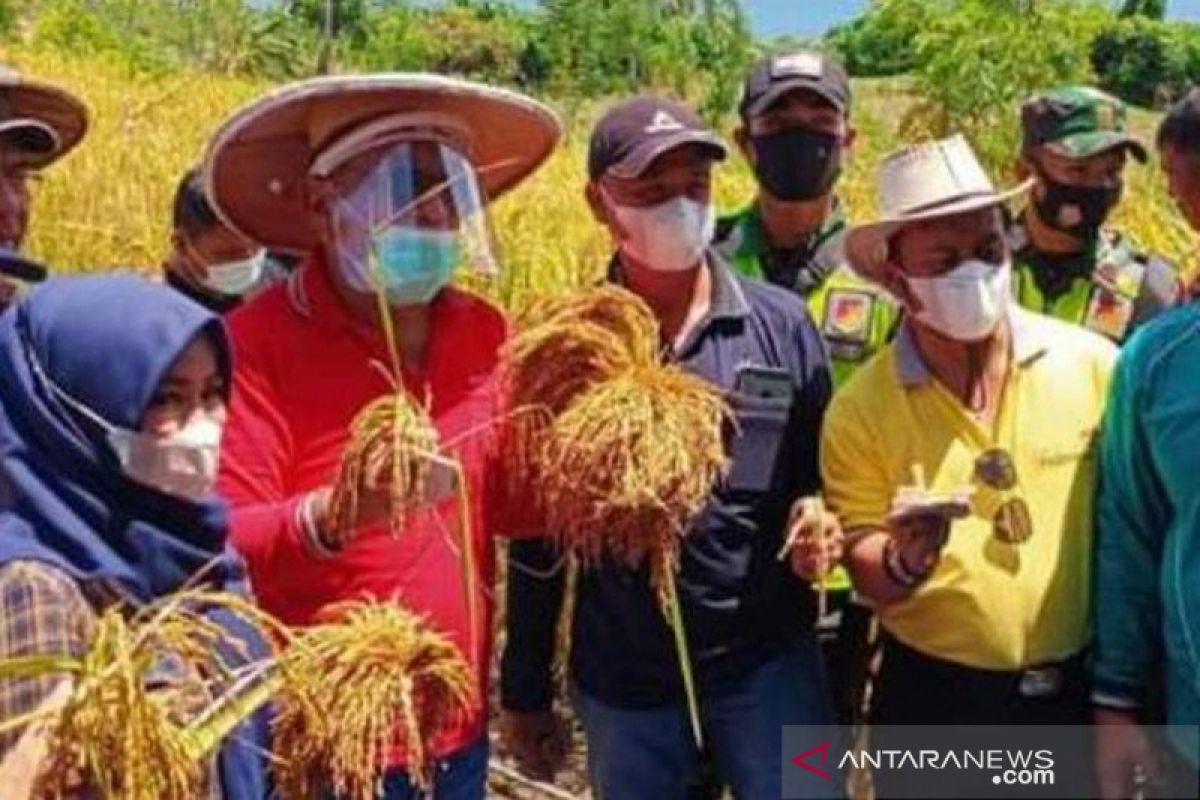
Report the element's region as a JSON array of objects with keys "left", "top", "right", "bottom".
[
  {"left": 502, "top": 286, "right": 732, "bottom": 748},
  {"left": 542, "top": 361, "right": 729, "bottom": 750},
  {"left": 526, "top": 284, "right": 661, "bottom": 367},
  {"left": 543, "top": 364, "right": 730, "bottom": 601},
  {"left": 499, "top": 286, "right": 661, "bottom": 512},
  {"left": 0, "top": 590, "right": 277, "bottom": 800},
  {"left": 326, "top": 391, "right": 441, "bottom": 541},
  {"left": 271, "top": 601, "right": 476, "bottom": 800},
  {"left": 325, "top": 389, "right": 481, "bottom": 661}
]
